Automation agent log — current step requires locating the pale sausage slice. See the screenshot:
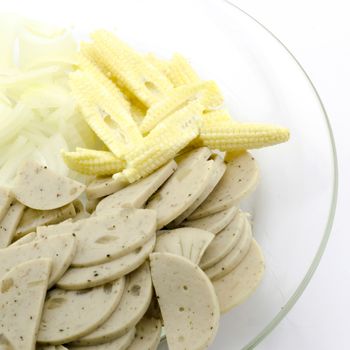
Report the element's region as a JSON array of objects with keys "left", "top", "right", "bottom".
[
  {"left": 37, "top": 278, "right": 125, "bottom": 345},
  {"left": 0, "top": 234, "right": 76, "bottom": 288},
  {"left": 0, "top": 187, "right": 12, "bottom": 222},
  {"left": 146, "top": 149, "right": 214, "bottom": 229},
  {"left": 200, "top": 211, "right": 246, "bottom": 270},
  {"left": 189, "top": 152, "right": 259, "bottom": 219},
  {"left": 204, "top": 219, "right": 252, "bottom": 280},
  {"left": 15, "top": 203, "right": 76, "bottom": 239},
  {"left": 172, "top": 155, "right": 226, "bottom": 225},
  {"left": 0, "top": 259, "right": 51, "bottom": 350},
  {"left": 126, "top": 317, "right": 162, "bottom": 350},
  {"left": 37, "top": 347, "right": 68, "bottom": 350},
  {"left": 72, "top": 263, "right": 152, "bottom": 346},
  {"left": 13, "top": 161, "right": 85, "bottom": 210},
  {"left": 0, "top": 200, "right": 25, "bottom": 248},
  {"left": 57, "top": 236, "right": 155, "bottom": 290},
  {"left": 86, "top": 198, "right": 100, "bottom": 214},
  {"left": 150, "top": 252, "right": 220, "bottom": 350},
  {"left": 96, "top": 161, "right": 177, "bottom": 213},
  {"left": 68, "top": 328, "right": 136, "bottom": 350},
  {"left": 37, "top": 208, "right": 156, "bottom": 267},
  {"left": 181, "top": 206, "right": 238, "bottom": 234},
  {"left": 10, "top": 231, "right": 37, "bottom": 246},
  {"left": 86, "top": 175, "right": 128, "bottom": 200},
  {"left": 213, "top": 239, "right": 265, "bottom": 313},
  {"left": 155, "top": 228, "right": 214, "bottom": 264},
  {"left": 175, "top": 147, "right": 211, "bottom": 167},
  {"left": 72, "top": 200, "right": 90, "bottom": 221}
]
